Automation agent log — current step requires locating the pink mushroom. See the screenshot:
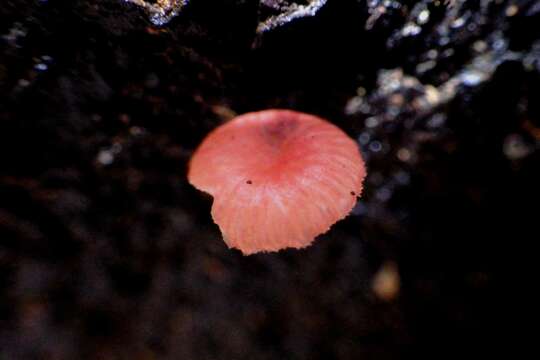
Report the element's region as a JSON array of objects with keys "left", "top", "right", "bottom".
[{"left": 188, "top": 109, "right": 366, "bottom": 254}]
